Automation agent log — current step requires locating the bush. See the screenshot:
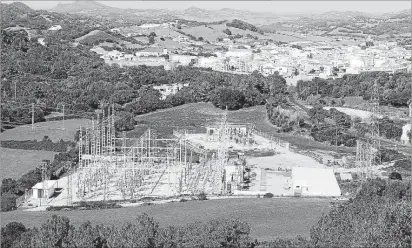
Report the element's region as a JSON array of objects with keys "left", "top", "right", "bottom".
[
  {"left": 197, "top": 192, "right": 207, "bottom": 200},
  {"left": 114, "top": 112, "right": 136, "bottom": 132},
  {"left": 389, "top": 171, "right": 402, "bottom": 180},
  {"left": 263, "top": 193, "right": 274, "bottom": 198},
  {"left": 210, "top": 88, "right": 246, "bottom": 110},
  {"left": 1, "top": 222, "right": 27, "bottom": 248},
  {"left": 393, "top": 159, "right": 411, "bottom": 170},
  {"left": 1, "top": 193, "right": 18, "bottom": 212},
  {"left": 310, "top": 179, "right": 411, "bottom": 248},
  {"left": 2, "top": 214, "right": 256, "bottom": 248}
]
